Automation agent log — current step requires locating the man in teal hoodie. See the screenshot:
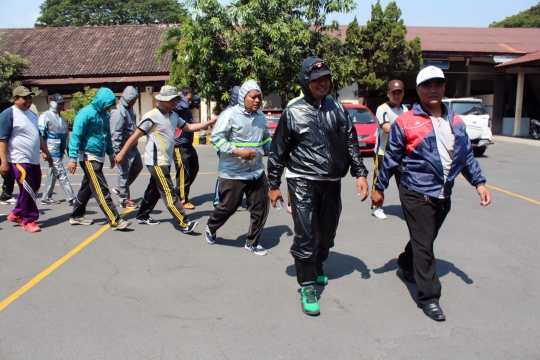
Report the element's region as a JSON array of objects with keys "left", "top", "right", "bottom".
[{"left": 67, "top": 88, "right": 131, "bottom": 230}]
